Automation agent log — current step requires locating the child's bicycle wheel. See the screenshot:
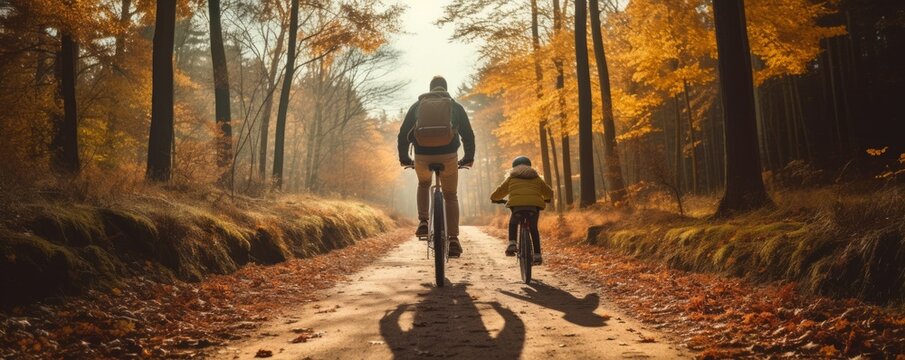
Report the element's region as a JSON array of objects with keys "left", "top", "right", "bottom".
[{"left": 518, "top": 224, "right": 533, "bottom": 284}]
